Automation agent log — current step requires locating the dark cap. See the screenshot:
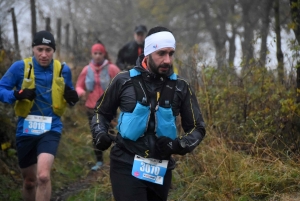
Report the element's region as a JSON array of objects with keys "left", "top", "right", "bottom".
[
  {"left": 32, "top": 30, "right": 56, "bottom": 51},
  {"left": 134, "top": 25, "right": 147, "bottom": 33}
]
